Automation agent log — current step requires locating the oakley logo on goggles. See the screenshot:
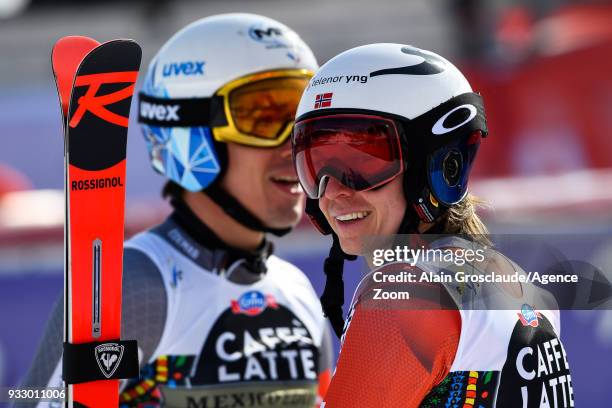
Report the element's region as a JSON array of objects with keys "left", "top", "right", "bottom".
[
  {"left": 292, "top": 114, "right": 405, "bottom": 199},
  {"left": 138, "top": 69, "right": 313, "bottom": 147}
]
